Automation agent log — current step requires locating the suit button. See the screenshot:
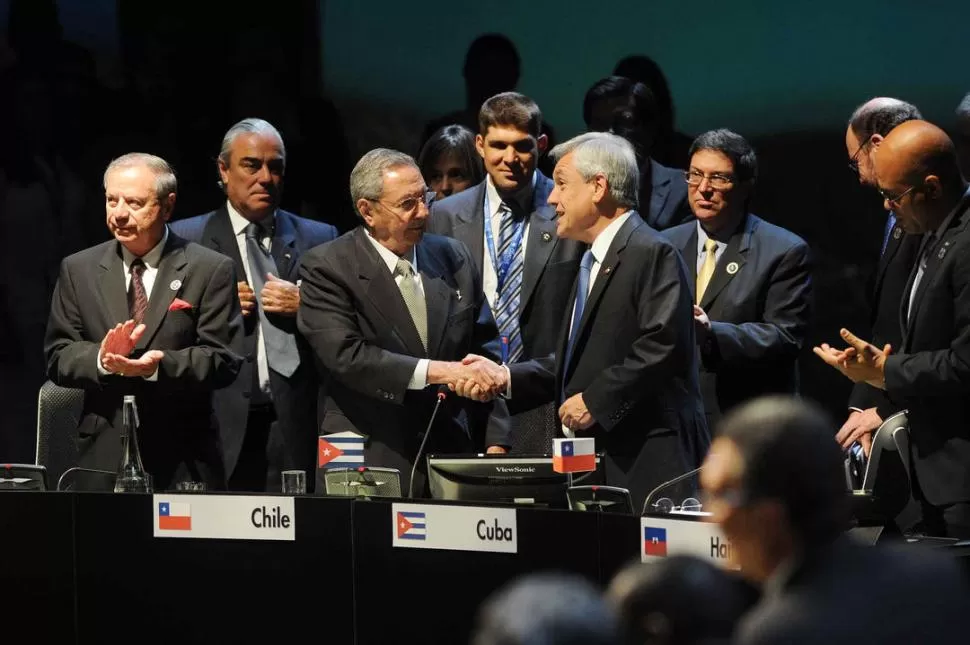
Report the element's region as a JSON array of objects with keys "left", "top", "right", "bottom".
[
  {"left": 242, "top": 391, "right": 251, "bottom": 399},
  {"left": 246, "top": 356, "right": 254, "bottom": 363}
]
